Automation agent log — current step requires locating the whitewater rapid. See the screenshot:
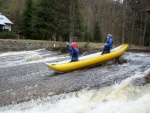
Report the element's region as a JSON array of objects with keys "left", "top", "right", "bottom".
[
  {"left": 0, "top": 70, "right": 150, "bottom": 113},
  {"left": 0, "top": 49, "right": 149, "bottom": 113}
]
